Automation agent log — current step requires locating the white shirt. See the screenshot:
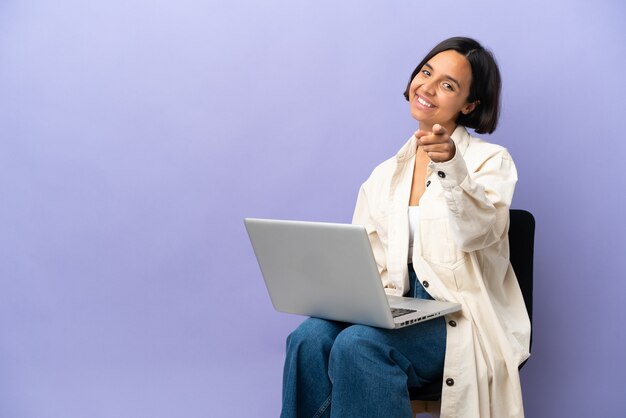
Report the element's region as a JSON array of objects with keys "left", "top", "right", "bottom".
[{"left": 408, "top": 206, "right": 419, "bottom": 262}]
